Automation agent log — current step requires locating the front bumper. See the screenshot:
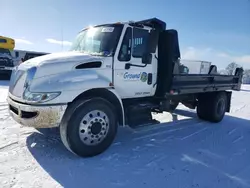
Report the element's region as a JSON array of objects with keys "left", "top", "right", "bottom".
[
  {"left": 7, "top": 96, "right": 67, "bottom": 128},
  {"left": 0, "top": 69, "right": 12, "bottom": 75}
]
